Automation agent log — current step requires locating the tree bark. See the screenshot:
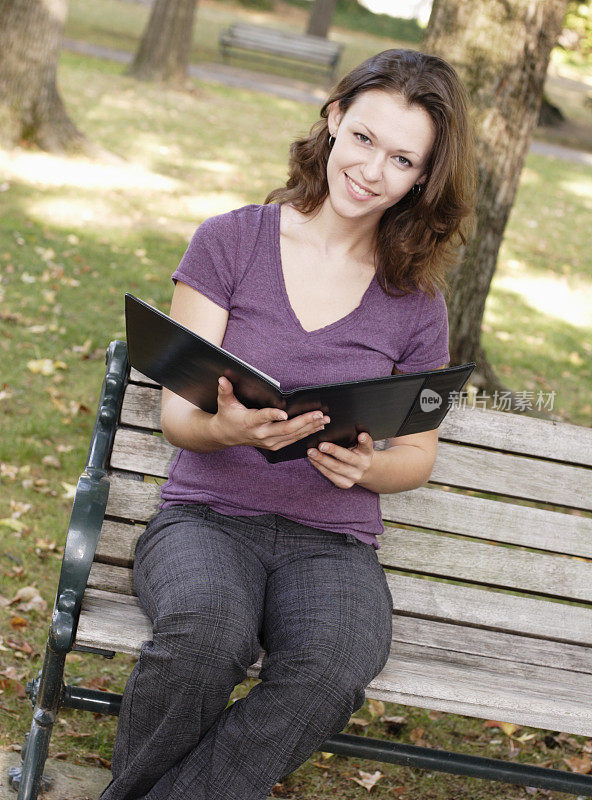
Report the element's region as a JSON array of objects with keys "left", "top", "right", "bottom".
[
  {"left": 128, "top": 0, "right": 199, "bottom": 83},
  {"left": 0, "top": 0, "right": 87, "bottom": 152},
  {"left": 306, "top": 0, "right": 339, "bottom": 38},
  {"left": 423, "top": 0, "right": 569, "bottom": 395}
]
